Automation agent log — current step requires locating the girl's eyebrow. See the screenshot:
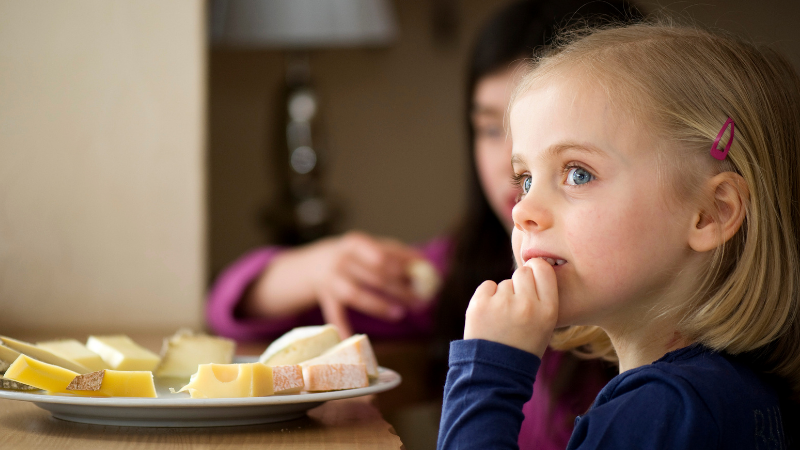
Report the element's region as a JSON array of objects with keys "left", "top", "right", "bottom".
[{"left": 512, "top": 142, "right": 608, "bottom": 166}]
